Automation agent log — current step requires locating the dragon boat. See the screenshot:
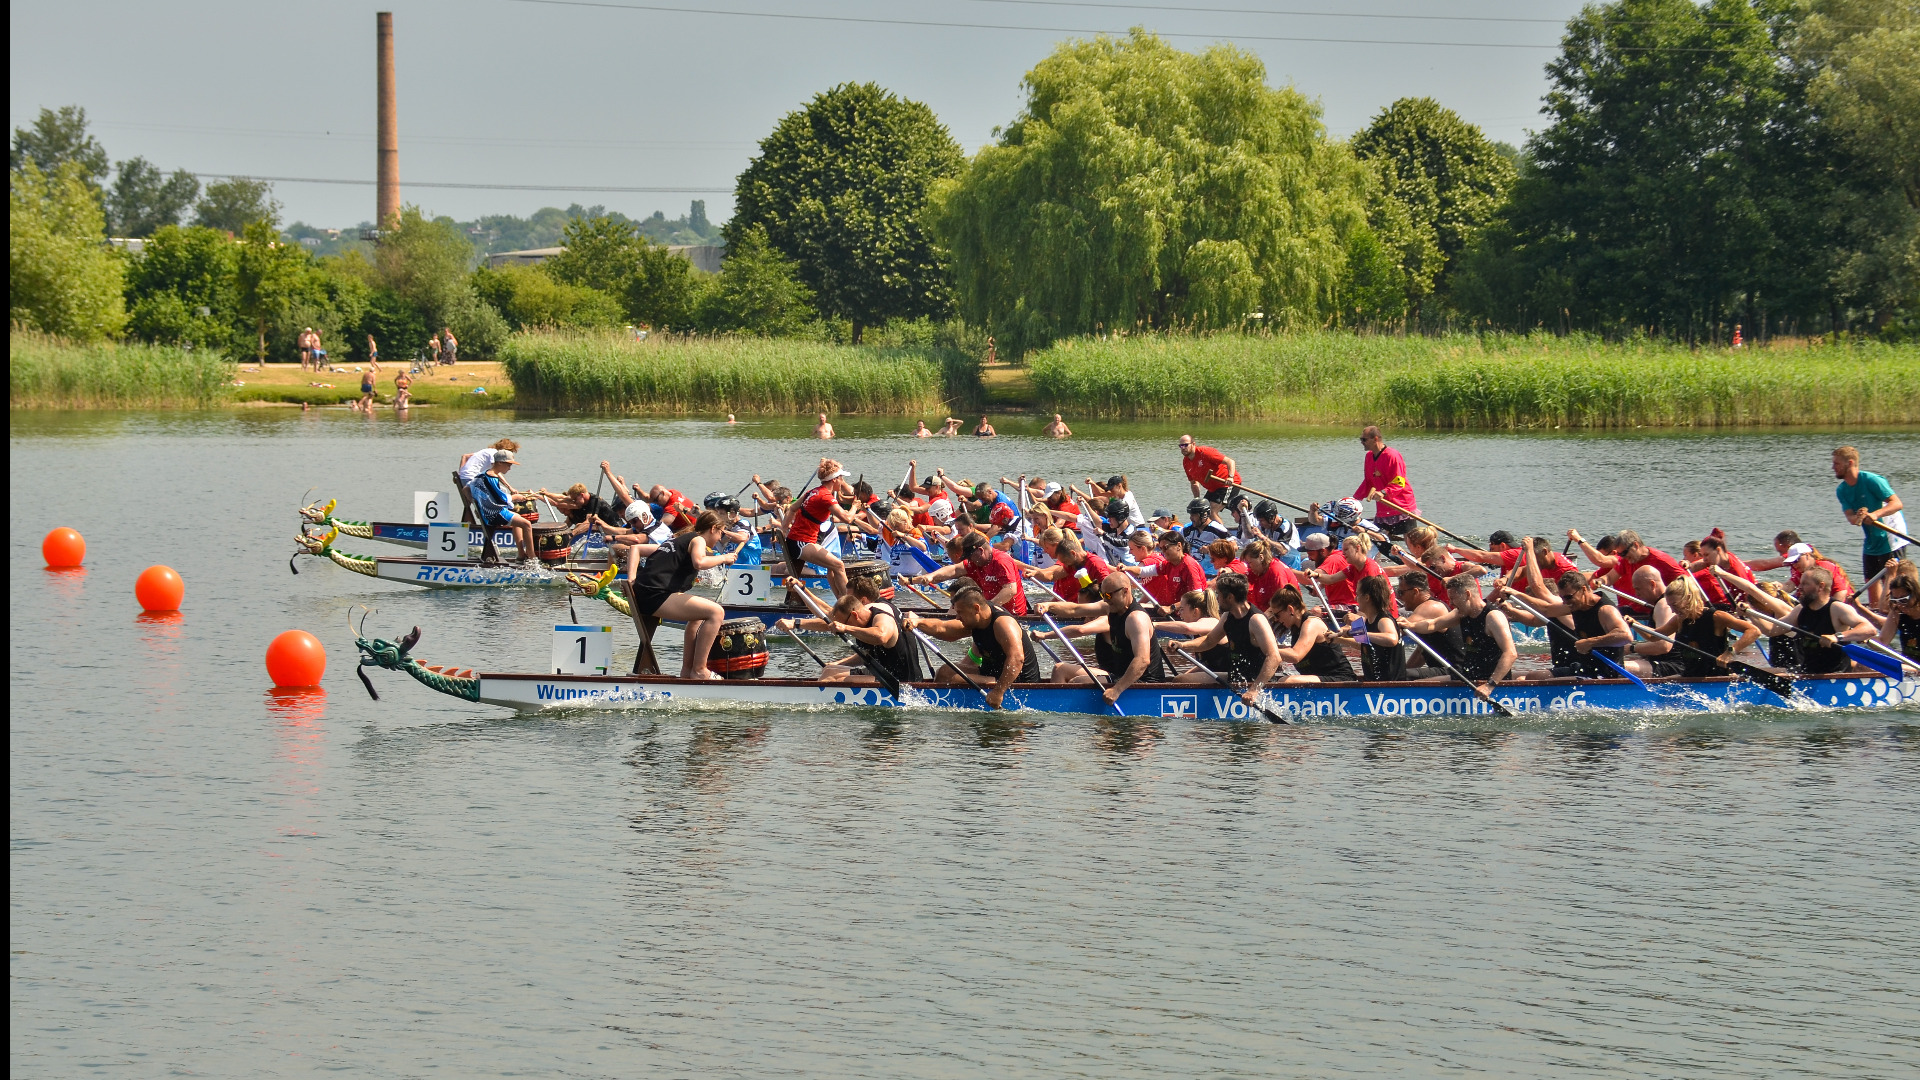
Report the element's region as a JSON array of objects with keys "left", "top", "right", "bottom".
[
  {"left": 293, "top": 525, "right": 609, "bottom": 588},
  {"left": 300, "top": 498, "right": 611, "bottom": 560},
  {"left": 352, "top": 625, "right": 1920, "bottom": 719}
]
